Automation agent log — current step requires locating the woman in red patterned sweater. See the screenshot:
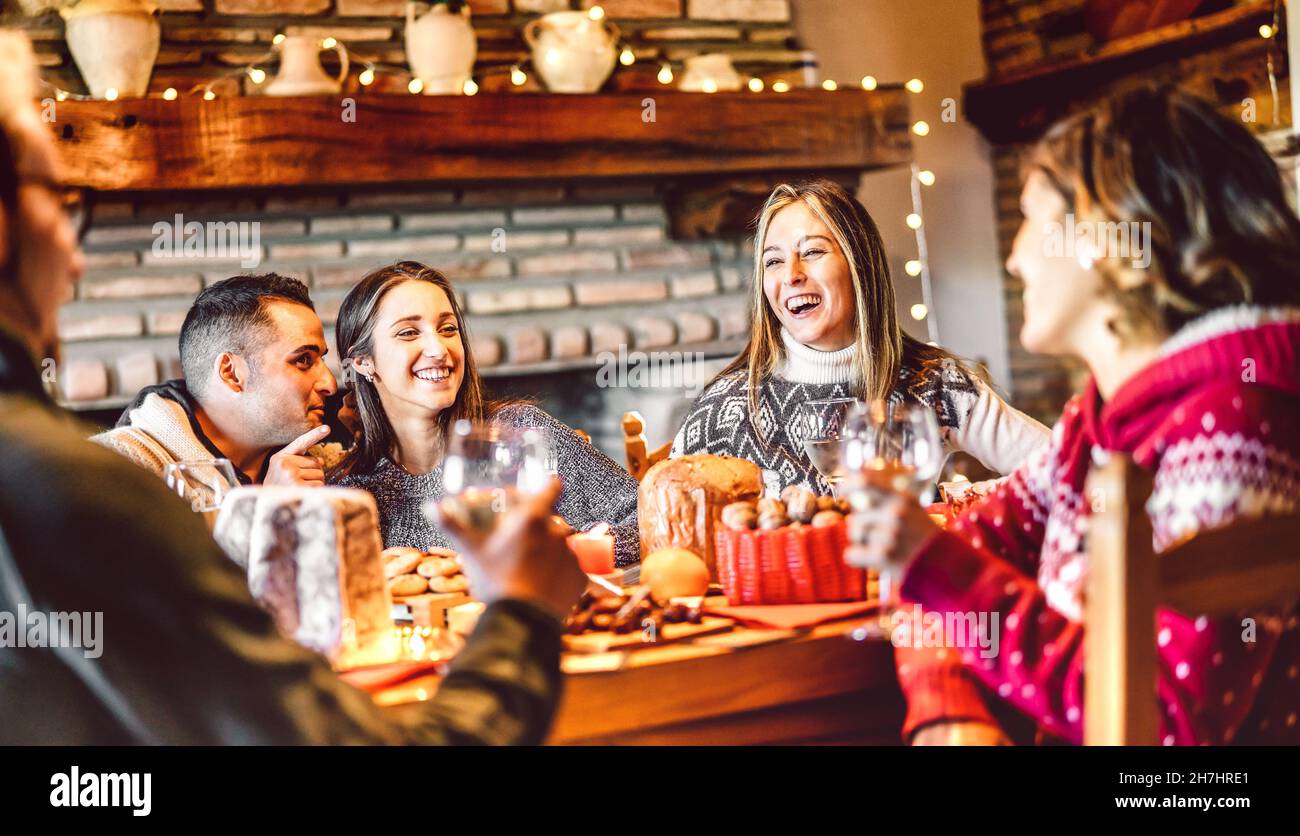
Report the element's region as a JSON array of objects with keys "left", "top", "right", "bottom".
[{"left": 849, "top": 85, "right": 1300, "bottom": 746}]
